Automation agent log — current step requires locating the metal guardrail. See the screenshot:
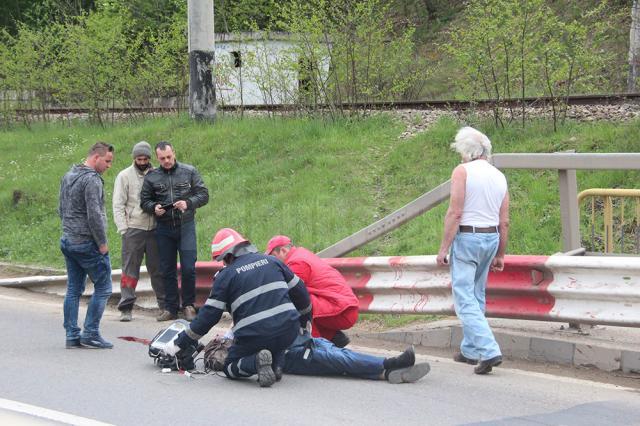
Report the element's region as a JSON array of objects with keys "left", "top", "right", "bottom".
[
  {"left": 0, "top": 267, "right": 169, "bottom": 310},
  {"left": 3, "top": 254, "right": 640, "bottom": 327},
  {"left": 195, "top": 255, "right": 640, "bottom": 327}
]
